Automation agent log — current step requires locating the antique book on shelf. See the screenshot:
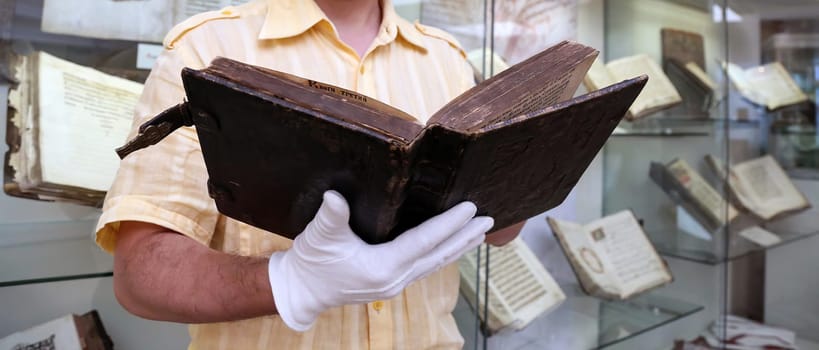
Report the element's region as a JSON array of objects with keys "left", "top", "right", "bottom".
[
  {"left": 704, "top": 154, "right": 810, "bottom": 221},
  {"left": 117, "top": 41, "right": 647, "bottom": 244},
  {"left": 0, "top": 310, "right": 113, "bottom": 350},
  {"left": 41, "top": 0, "right": 251, "bottom": 42},
  {"left": 3, "top": 51, "right": 142, "bottom": 206},
  {"left": 661, "top": 28, "right": 706, "bottom": 71},
  {"left": 459, "top": 237, "right": 566, "bottom": 334},
  {"left": 583, "top": 54, "right": 682, "bottom": 121},
  {"left": 724, "top": 61, "right": 810, "bottom": 111},
  {"left": 547, "top": 210, "right": 673, "bottom": 300},
  {"left": 466, "top": 48, "right": 511, "bottom": 82},
  {"left": 661, "top": 28, "right": 718, "bottom": 115},
  {"left": 649, "top": 158, "right": 739, "bottom": 232}
]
